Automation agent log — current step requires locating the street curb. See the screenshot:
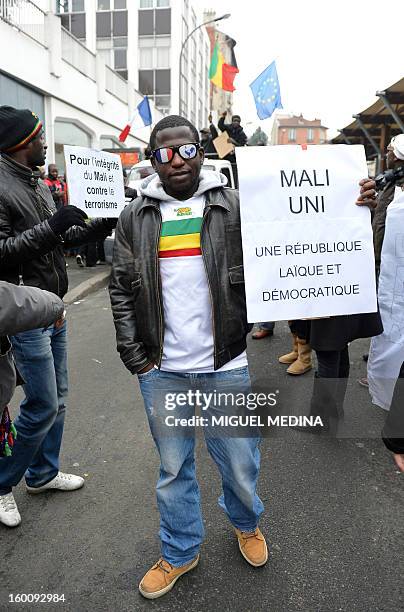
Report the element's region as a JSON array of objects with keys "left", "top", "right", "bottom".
[{"left": 64, "top": 267, "right": 111, "bottom": 305}]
